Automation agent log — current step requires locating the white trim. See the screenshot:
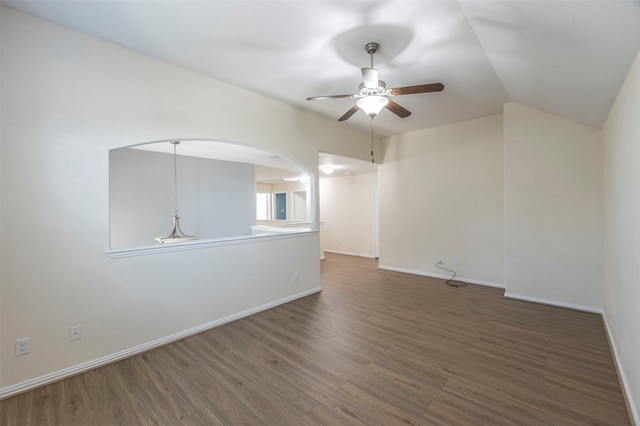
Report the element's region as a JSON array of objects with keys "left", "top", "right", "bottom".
[
  {"left": 372, "top": 184, "right": 379, "bottom": 259},
  {"left": 107, "top": 230, "right": 316, "bottom": 259},
  {"left": 377, "top": 264, "right": 505, "bottom": 289},
  {"left": 0, "top": 286, "right": 322, "bottom": 400},
  {"left": 324, "top": 249, "right": 376, "bottom": 259},
  {"left": 602, "top": 315, "right": 638, "bottom": 425},
  {"left": 503, "top": 292, "right": 602, "bottom": 314}
]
